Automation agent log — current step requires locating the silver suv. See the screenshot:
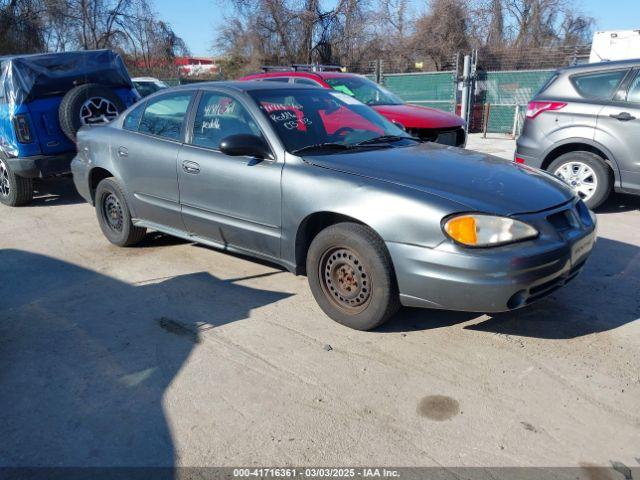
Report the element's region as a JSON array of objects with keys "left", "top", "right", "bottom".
[{"left": 515, "top": 59, "right": 640, "bottom": 209}]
